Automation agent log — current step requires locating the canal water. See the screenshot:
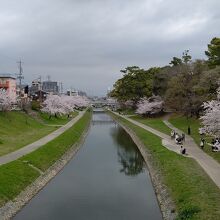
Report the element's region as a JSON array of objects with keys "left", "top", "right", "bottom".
[{"left": 14, "top": 111, "right": 162, "bottom": 220}]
